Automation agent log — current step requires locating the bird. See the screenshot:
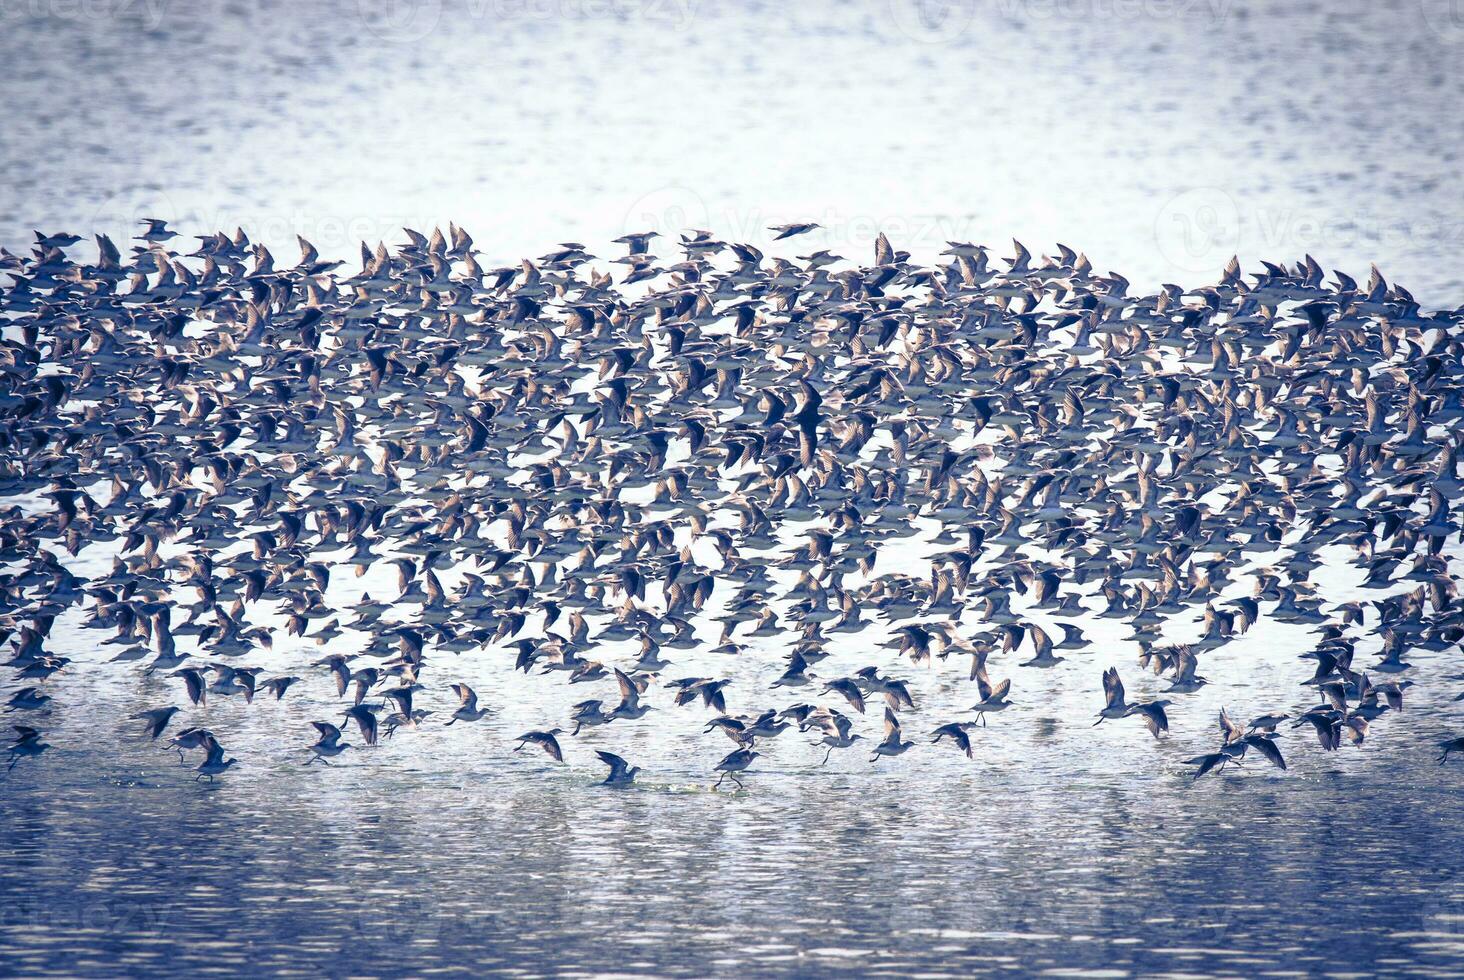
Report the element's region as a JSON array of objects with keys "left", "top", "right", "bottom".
[
  {"left": 7, "top": 726, "right": 49, "bottom": 771},
  {"left": 969, "top": 649, "right": 1012, "bottom": 726},
  {"left": 1127, "top": 700, "right": 1172, "bottom": 740},
  {"left": 0, "top": 220, "right": 1457, "bottom": 794},
  {"left": 131, "top": 706, "right": 180, "bottom": 741},
  {"left": 342, "top": 705, "right": 380, "bottom": 748},
  {"left": 871, "top": 707, "right": 914, "bottom": 762},
  {"left": 193, "top": 735, "right": 238, "bottom": 782},
  {"left": 5, "top": 688, "right": 52, "bottom": 712},
  {"left": 515, "top": 729, "right": 564, "bottom": 763},
  {"left": 1439, "top": 736, "right": 1464, "bottom": 764},
  {"left": 305, "top": 722, "right": 352, "bottom": 765},
  {"left": 594, "top": 750, "right": 640, "bottom": 785},
  {"left": 931, "top": 722, "right": 975, "bottom": 758},
  {"left": 445, "top": 684, "right": 489, "bottom": 725},
  {"left": 810, "top": 710, "right": 863, "bottom": 765},
  {"left": 769, "top": 222, "right": 821, "bottom": 240},
  {"left": 1188, "top": 710, "right": 1286, "bottom": 779},
  {"left": 1094, "top": 668, "right": 1131, "bottom": 725},
  {"left": 713, "top": 747, "right": 759, "bottom": 789},
  {"left": 608, "top": 668, "right": 652, "bottom": 721},
  {"left": 258, "top": 676, "right": 300, "bottom": 701},
  {"left": 173, "top": 668, "right": 207, "bottom": 707}
]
